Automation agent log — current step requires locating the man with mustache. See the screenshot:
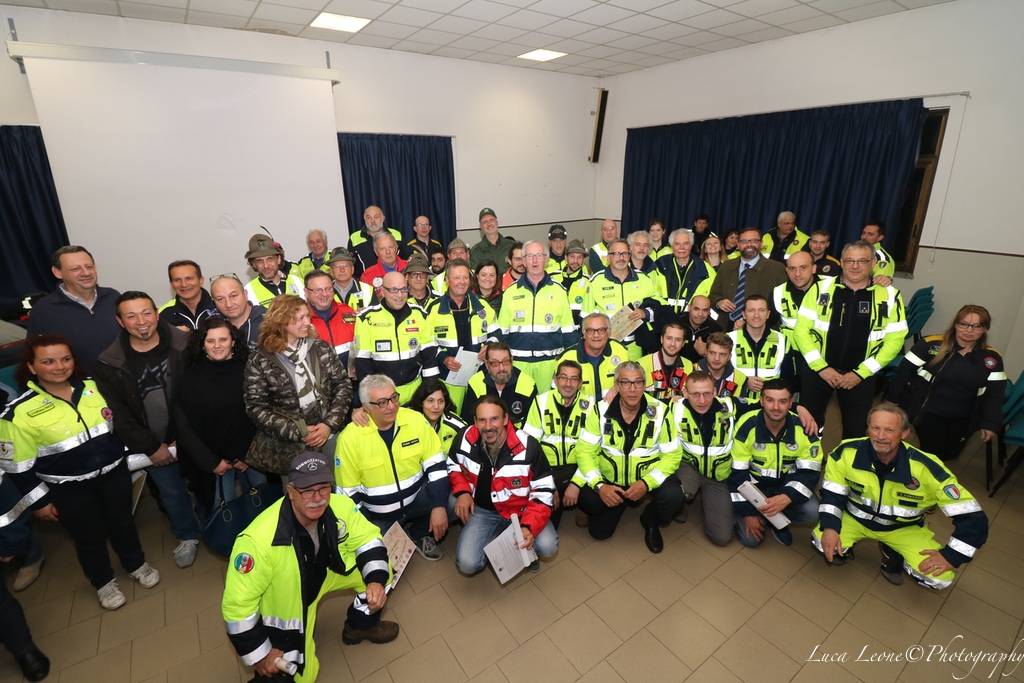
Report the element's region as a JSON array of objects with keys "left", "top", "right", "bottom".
[{"left": 223, "top": 452, "right": 397, "bottom": 682}]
